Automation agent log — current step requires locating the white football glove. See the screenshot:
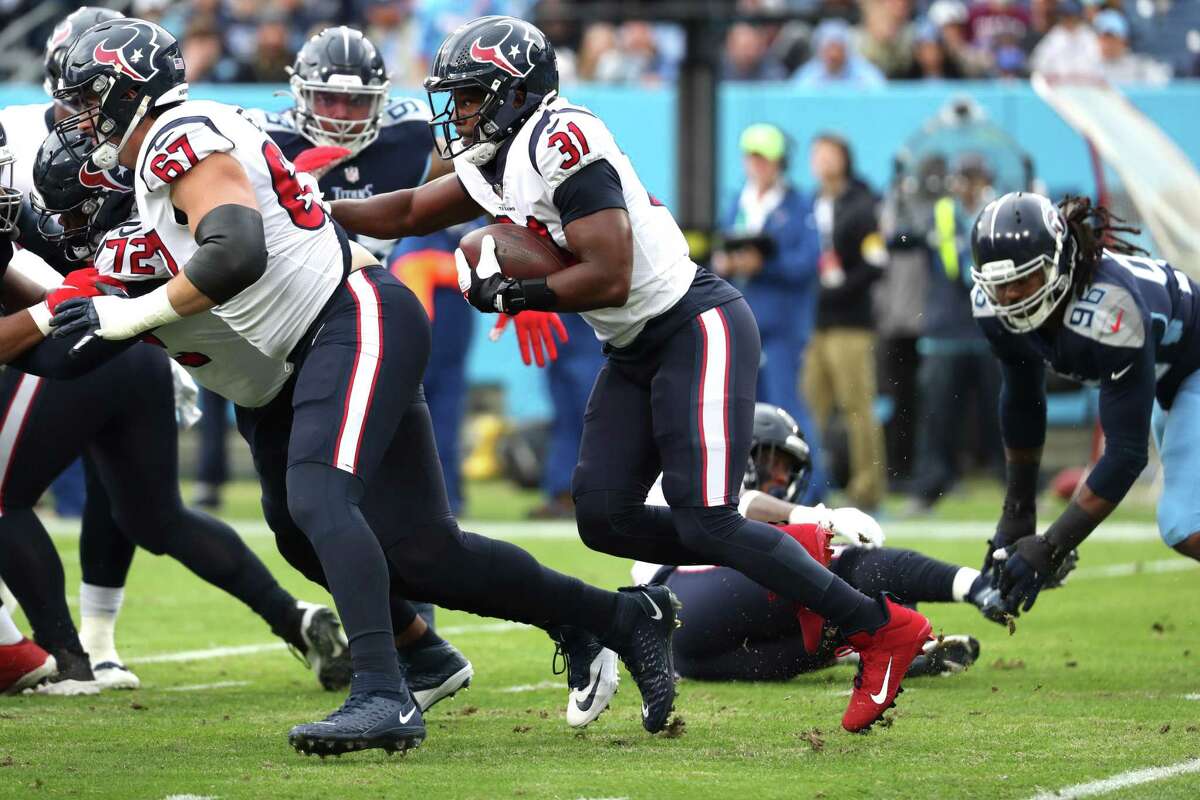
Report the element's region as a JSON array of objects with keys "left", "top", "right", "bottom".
[{"left": 788, "top": 503, "right": 885, "bottom": 549}]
